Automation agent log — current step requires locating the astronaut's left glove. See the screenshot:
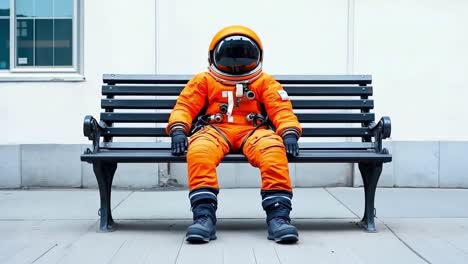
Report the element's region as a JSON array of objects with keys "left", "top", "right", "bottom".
[
  {"left": 283, "top": 134, "right": 299, "bottom": 157},
  {"left": 171, "top": 130, "right": 188, "bottom": 156}
]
